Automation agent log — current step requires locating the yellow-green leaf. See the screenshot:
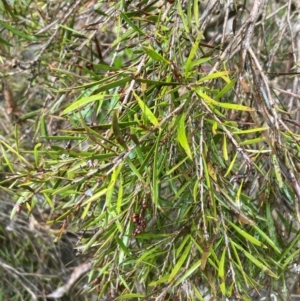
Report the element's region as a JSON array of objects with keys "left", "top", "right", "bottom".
[
  {"left": 218, "top": 247, "right": 226, "bottom": 281},
  {"left": 240, "top": 137, "right": 265, "bottom": 145},
  {"left": 215, "top": 79, "right": 236, "bottom": 100},
  {"left": 81, "top": 187, "right": 108, "bottom": 207},
  {"left": 198, "top": 71, "right": 230, "bottom": 83},
  {"left": 231, "top": 240, "right": 278, "bottom": 278},
  {"left": 224, "top": 153, "right": 237, "bottom": 177},
  {"left": 174, "top": 259, "right": 202, "bottom": 287},
  {"left": 169, "top": 240, "right": 192, "bottom": 282},
  {"left": 149, "top": 274, "right": 170, "bottom": 286},
  {"left": 227, "top": 219, "right": 266, "bottom": 247},
  {"left": 34, "top": 143, "right": 42, "bottom": 167},
  {"left": 142, "top": 46, "right": 169, "bottom": 64},
  {"left": 61, "top": 93, "right": 106, "bottom": 115},
  {"left": 196, "top": 89, "right": 254, "bottom": 112},
  {"left": 253, "top": 225, "right": 281, "bottom": 254},
  {"left": 133, "top": 91, "right": 159, "bottom": 127},
  {"left": 0, "top": 19, "right": 37, "bottom": 41},
  {"left": 121, "top": 12, "right": 144, "bottom": 35},
  {"left": 222, "top": 134, "right": 228, "bottom": 161},
  {"left": 177, "top": 114, "right": 193, "bottom": 159},
  {"left": 185, "top": 31, "right": 203, "bottom": 75},
  {"left": 232, "top": 127, "right": 269, "bottom": 134},
  {"left": 219, "top": 247, "right": 226, "bottom": 295}
]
